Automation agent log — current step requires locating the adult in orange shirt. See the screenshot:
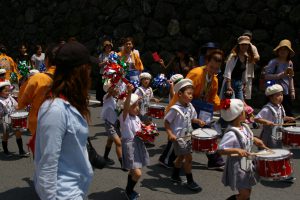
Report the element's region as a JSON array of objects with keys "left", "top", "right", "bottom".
[
  {"left": 167, "top": 49, "right": 225, "bottom": 169},
  {"left": 0, "top": 44, "right": 18, "bottom": 81},
  {"left": 118, "top": 37, "right": 144, "bottom": 82},
  {"left": 18, "top": 44, "right": 59, "bottom": 154}
]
